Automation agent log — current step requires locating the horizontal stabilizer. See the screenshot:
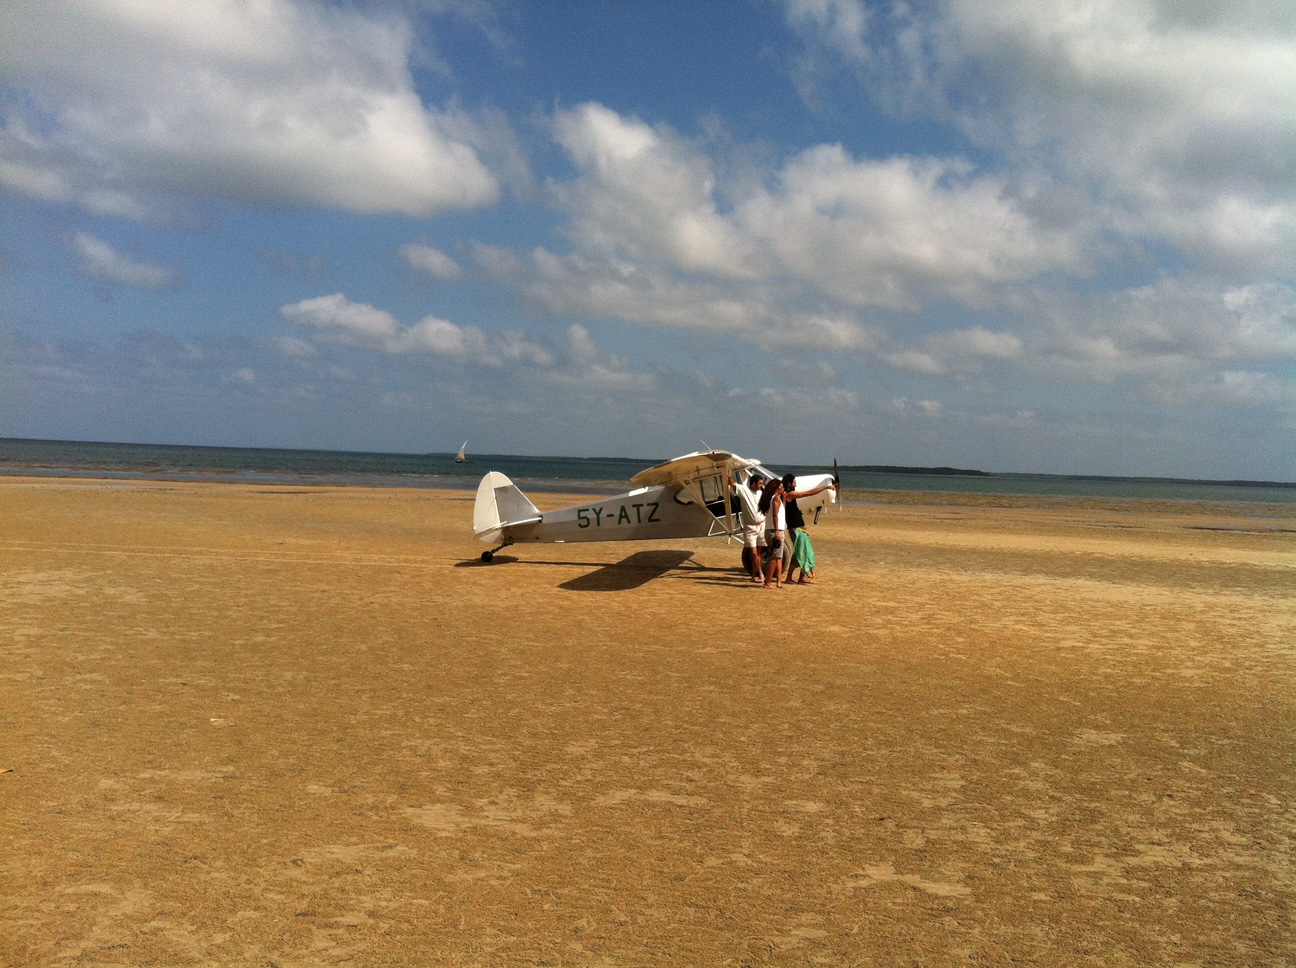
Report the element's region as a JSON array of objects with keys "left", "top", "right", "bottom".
[{"left": 473, "top": 471, "right": 542, "bottom": 543}]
